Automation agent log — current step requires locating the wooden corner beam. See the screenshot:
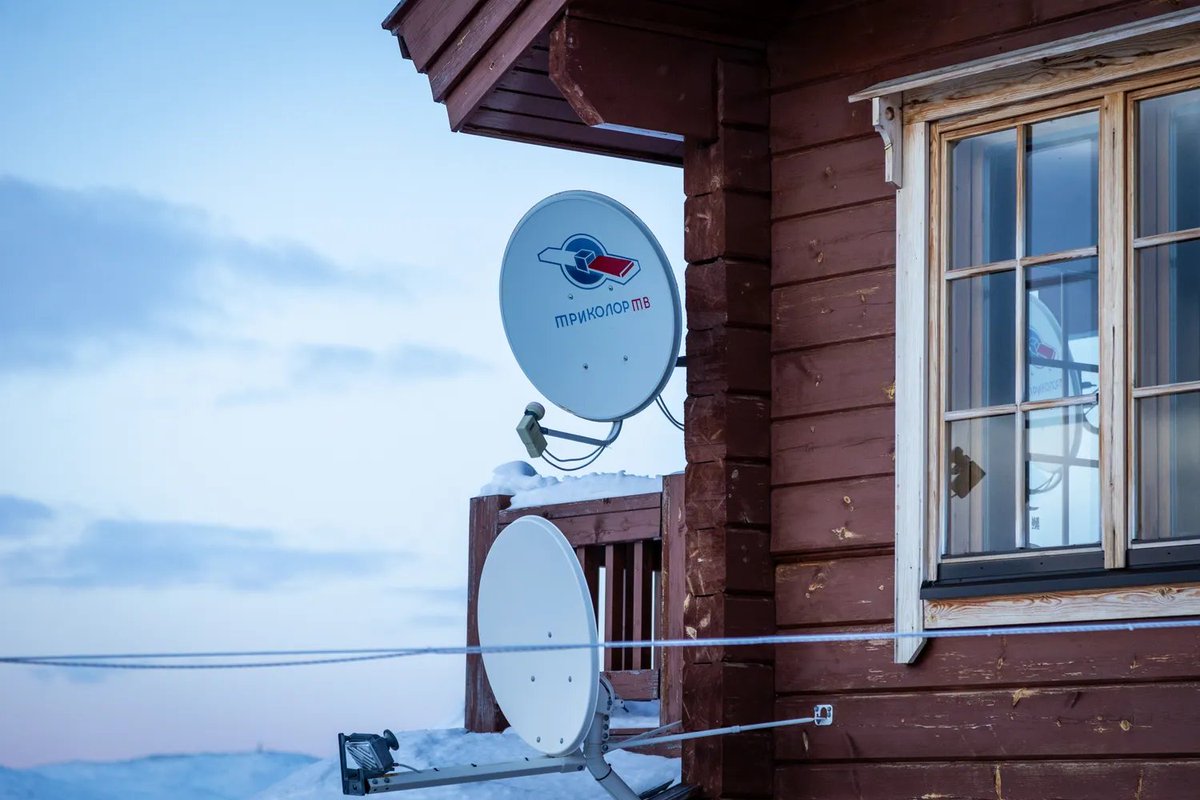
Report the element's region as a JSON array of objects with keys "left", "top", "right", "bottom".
[{"left": 548, "top": 15, "right": 724, "bottom": 140}]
